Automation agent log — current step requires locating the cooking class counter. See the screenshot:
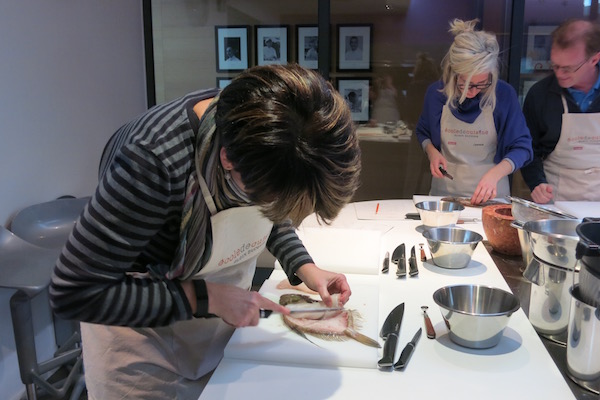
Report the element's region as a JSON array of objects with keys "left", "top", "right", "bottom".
[{"left": 199, "top": 199, "right": 587, "bottom": 400}]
